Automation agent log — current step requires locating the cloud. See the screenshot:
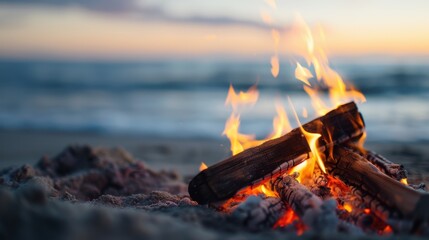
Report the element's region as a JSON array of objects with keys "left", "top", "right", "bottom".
[{"left": 0, "top": 0, "right": 278, "bottom": 30}]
